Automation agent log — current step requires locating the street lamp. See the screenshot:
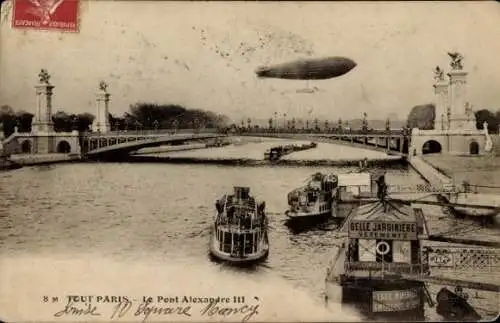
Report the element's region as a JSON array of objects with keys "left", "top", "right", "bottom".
[{"left": 273, "top": 112, "right": 278, "bottom": 133}]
